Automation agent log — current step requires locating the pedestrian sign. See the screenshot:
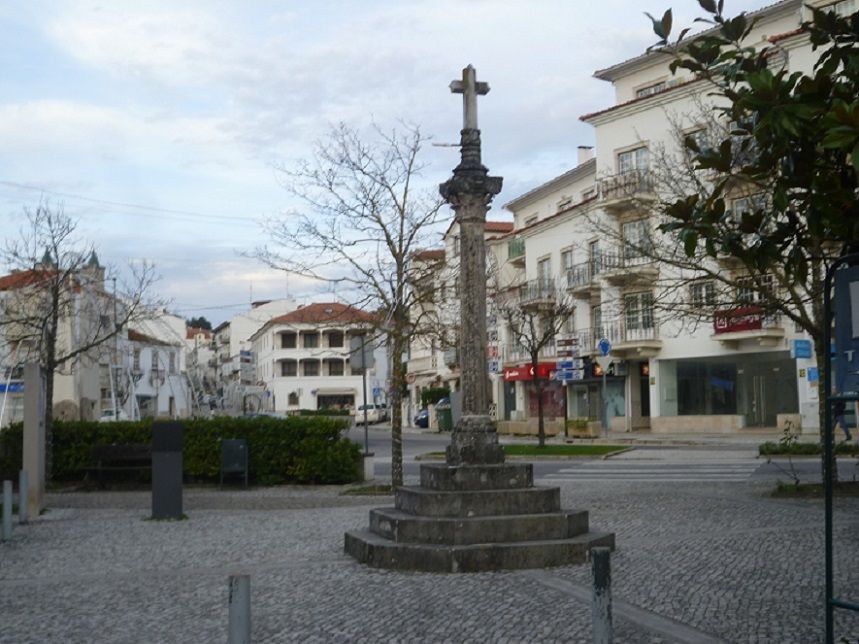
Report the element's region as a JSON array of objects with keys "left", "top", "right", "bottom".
[{"left": 598, "top": 338, "right": 611, "bottom": 356}]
